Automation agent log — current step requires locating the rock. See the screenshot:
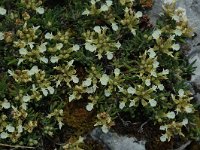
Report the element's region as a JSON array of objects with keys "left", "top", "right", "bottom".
[{"left": 90, "top": 128, "right": 146, "bottom": 150}]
